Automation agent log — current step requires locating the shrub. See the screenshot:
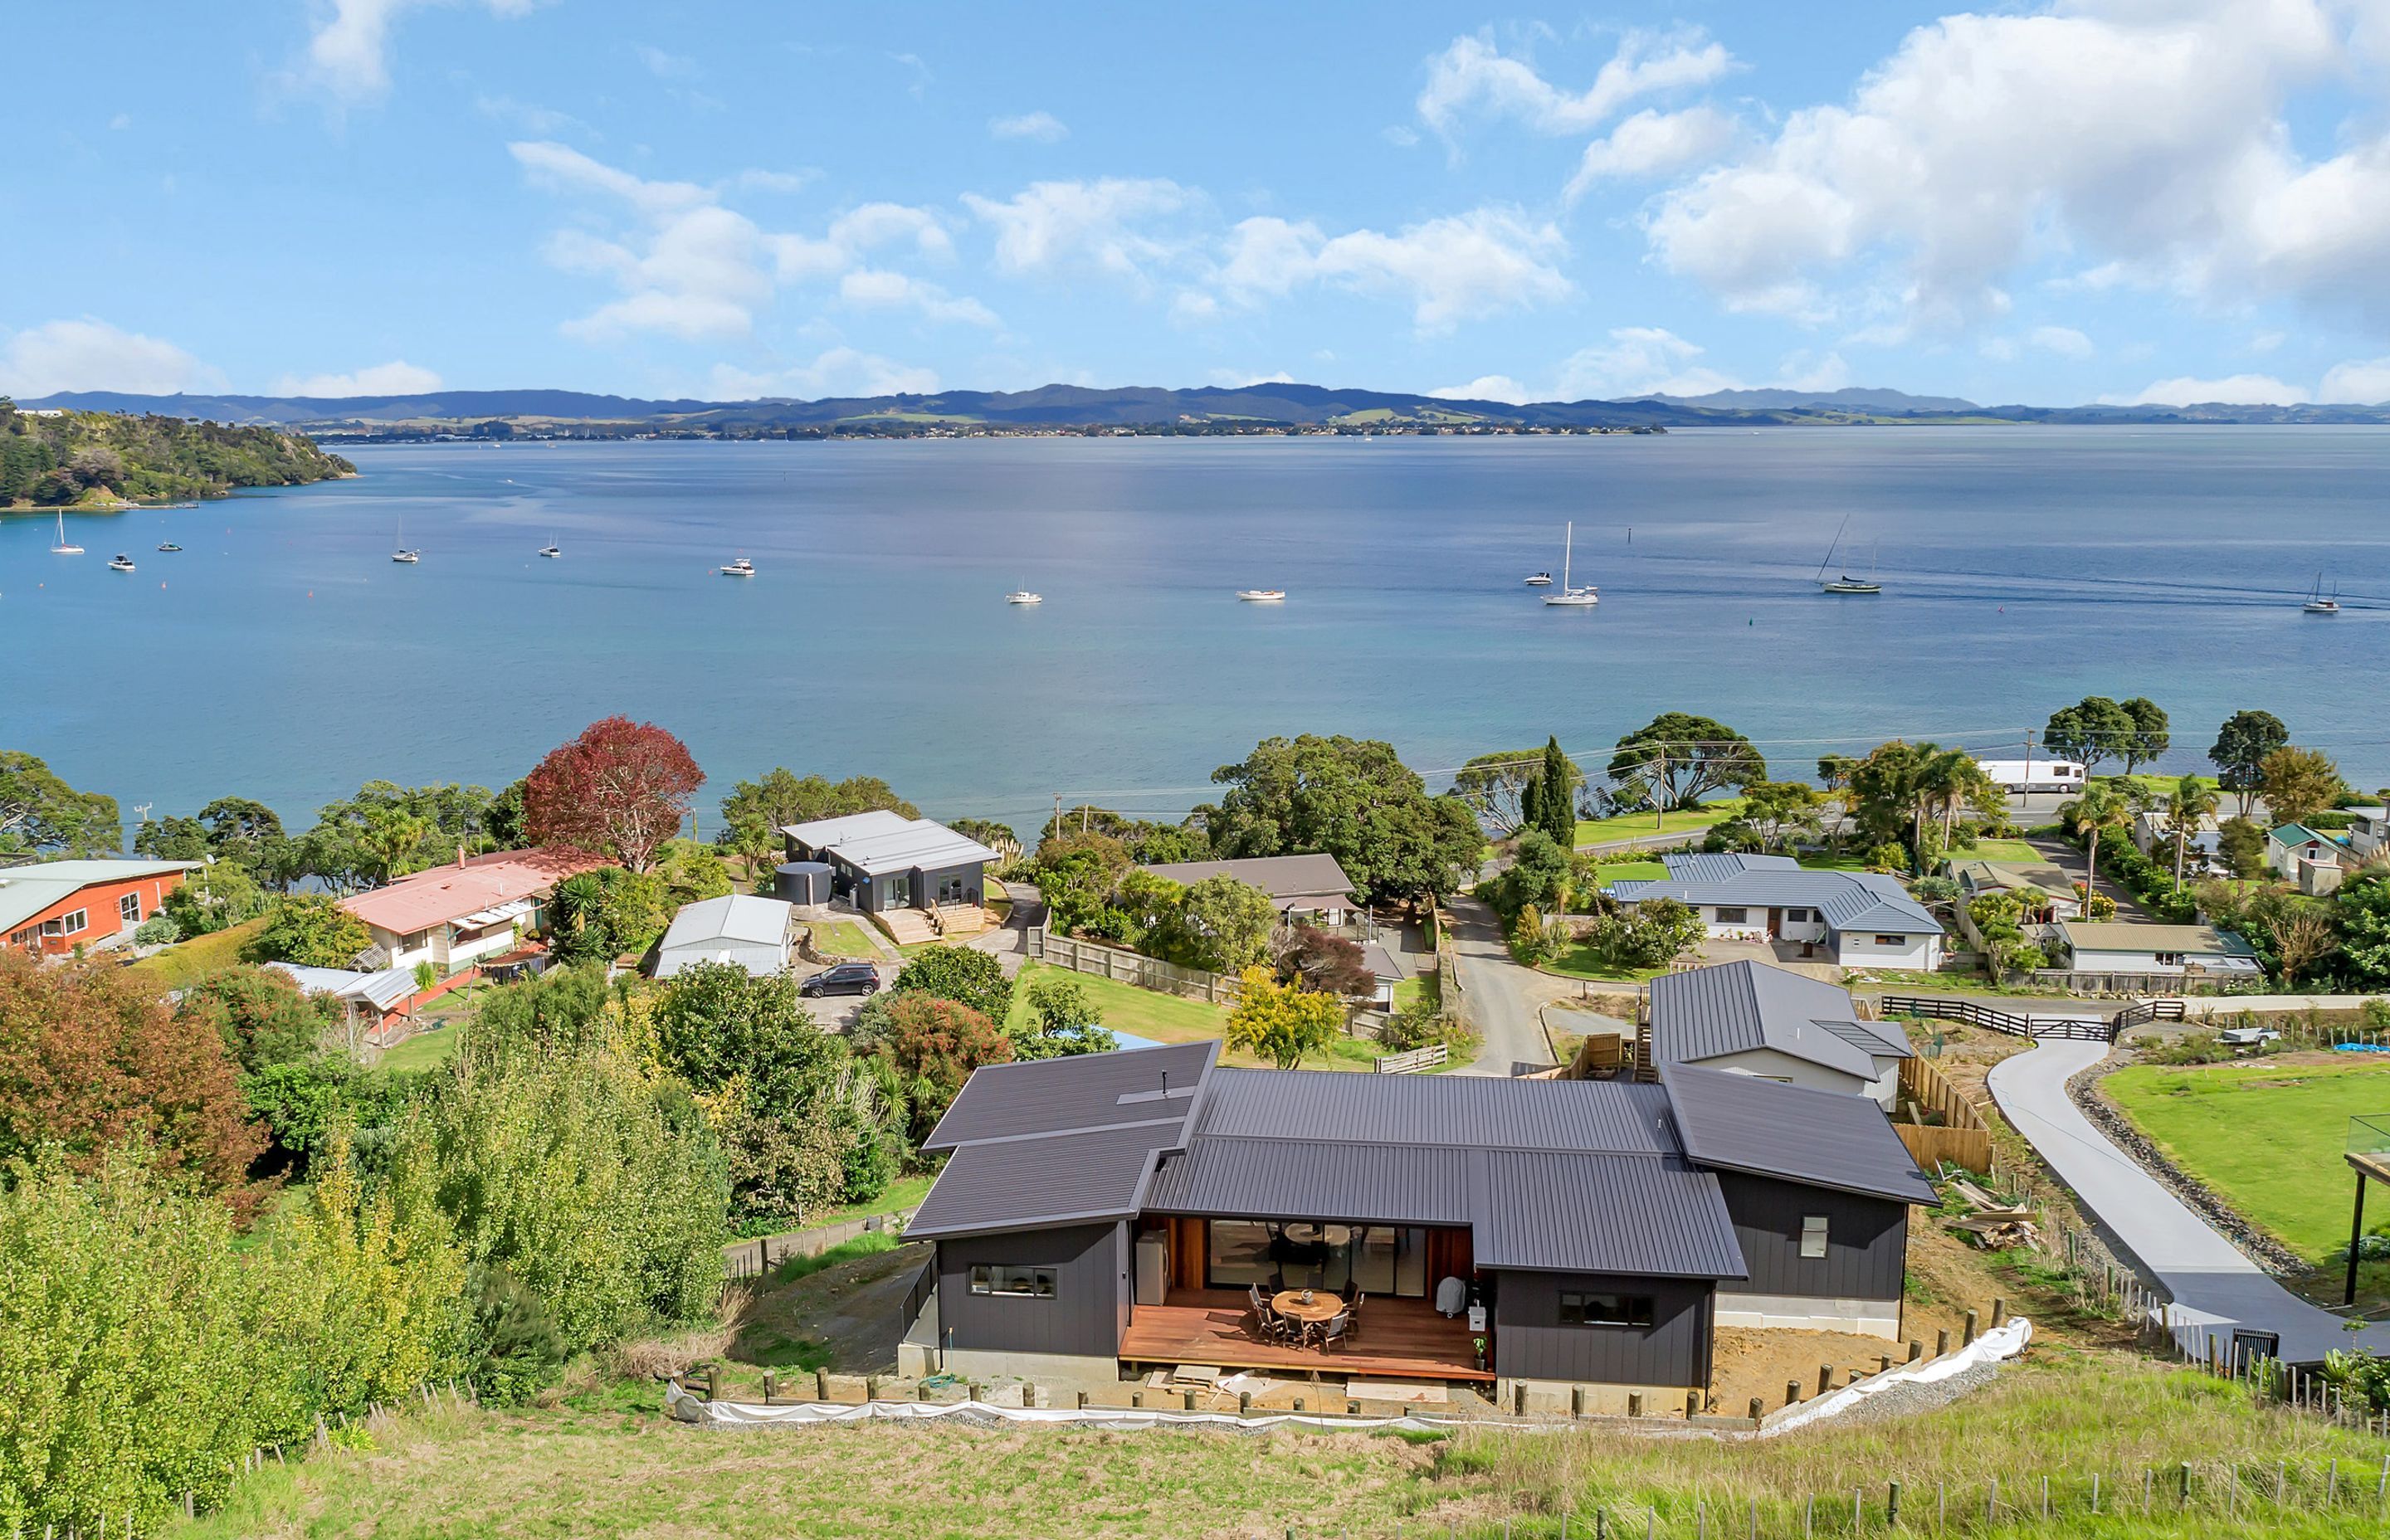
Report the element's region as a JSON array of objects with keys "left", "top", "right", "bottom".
[
  {"left": 1224, "top": 967, "right": 1344, "bottom": 1070},
  {"left": 875, "top": 993, "right": 1013, "bottom": 1142},
  {"left": 1865, "top": 842, "right": 1912, "bottom": 875},
  {"left": 1277, "top": 923, "right": 1374, "bottom": 997},
  {"left": 246, "top": 893, "right": 370, "bottom": 968},
  {"left": 1013, "top": 974, "right": 1116, "bottom": 1059},
  {"left": 892, "top": 945, "right": 1012, "bottom": 1021},
  {"left": 133, "top": 913, "right": 179, "bottom": 946},
  {"left": 176, "top": 962, "right": 336, "bottom": 1074}
]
